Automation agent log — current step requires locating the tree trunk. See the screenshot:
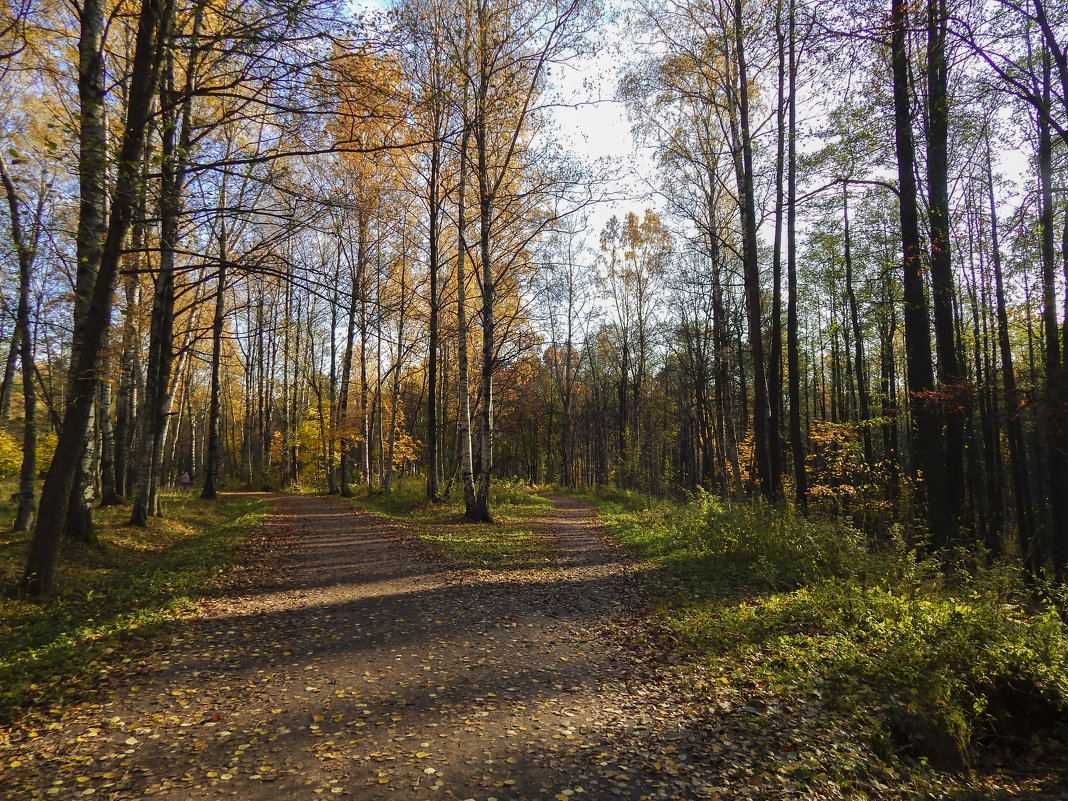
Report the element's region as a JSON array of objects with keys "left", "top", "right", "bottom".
[
  {"left": 1037, "top": 51, "right": 1067, "bottom": 573},
  {"left": 21, "top": 0, "right": 173, "bottom": 595},
  {"left": 385, "top": 265, "right": 407, "bottom": 493},
  {"left": 66, "top": 410, "right": 97, "bottom": 542},
  {"left": 359, "top": 210, "right": 371, "bottom": 489},
  {"left": 926, "top": 0, "right": 964, "bottom": 530},
  {"left": 0, "top": 159, "right": 39, "bottom": 531},
  {"left": 338, "top": 237, "right": 359, "bottom": 497},
  {"left": 202, "top": 257, "right": 227, "bottom": 500},
  {"left": 114, "top": 264, "right": 142, "bottom": 501},
  {"left": 786, "top": 0, "right": 806, "bottom": 509},
  {"left": 0, "top": 326, "right": 19, "bottom": 421},
  {"left": 426, "top": 137, "right": 441, "bottom": 501},
  {"left": 890, "top": 0, "right": 954, "bottom": 549},
  {"left": 732, "top": 0, "right": 774, "bottom": 496},
  {"left": 456, "top": 119, "right": 477, "bottom": 516},
  {"left": 98, "top": 375, "right": 119, "bottom": 505},
  {"left": 843, "top": 187, "right": 872, "bottom": 466},
  {"left": 131, "top": 54, "right": 184, "bottom": 526},
  {"left": 769, "top": 0, "right": 786, "bottom": 500},
  {"left": 472, "top": 29, "right": 494, "bottom": 523}
]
